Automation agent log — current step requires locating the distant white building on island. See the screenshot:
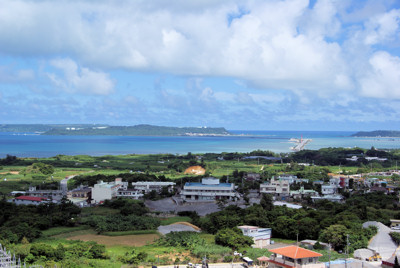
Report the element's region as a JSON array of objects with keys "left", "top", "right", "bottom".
[{"left": 181, "top": 177, "right": 239, "bottom": 201}]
